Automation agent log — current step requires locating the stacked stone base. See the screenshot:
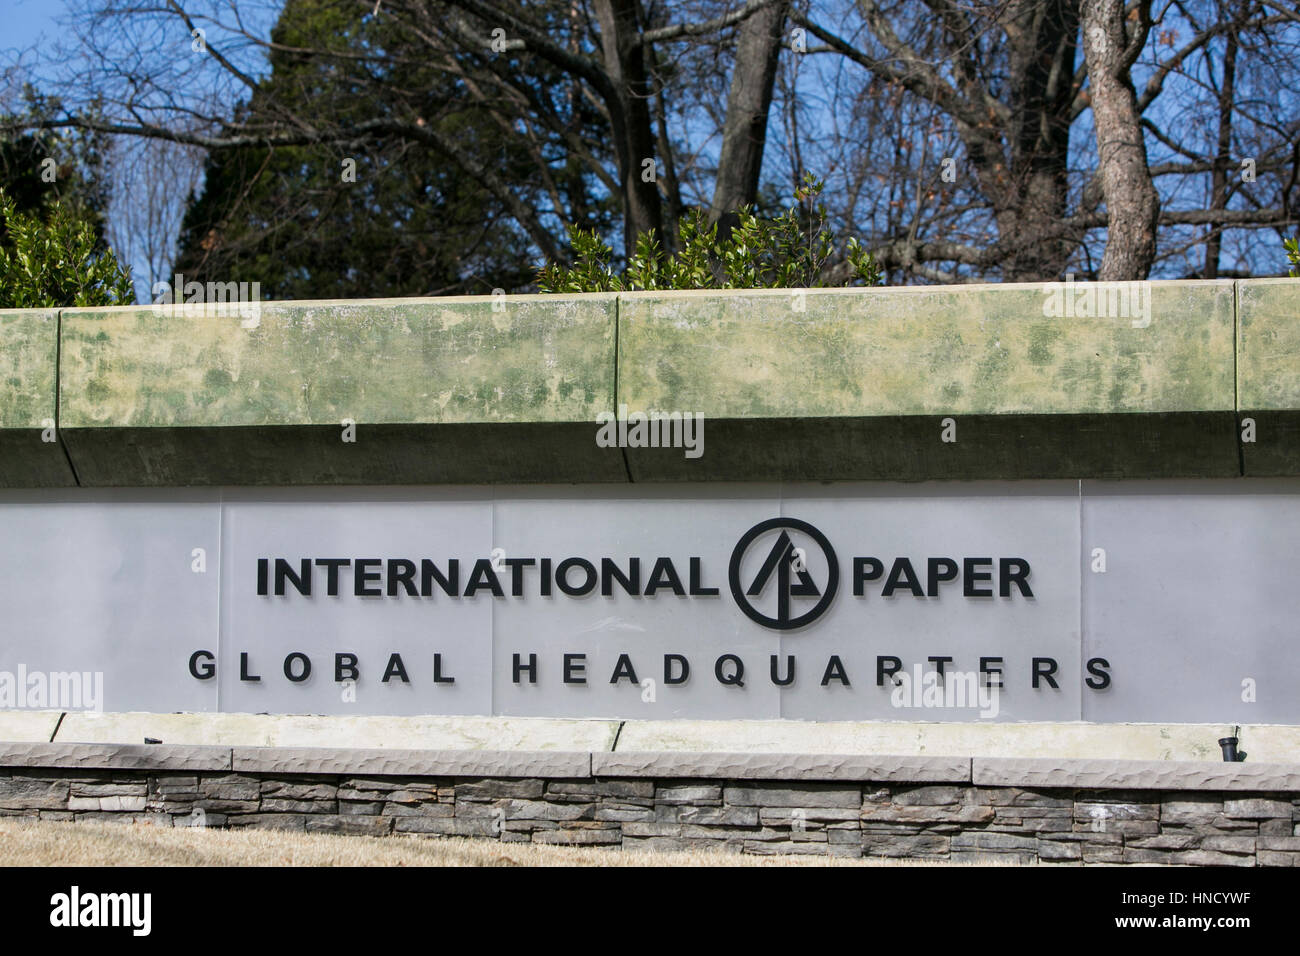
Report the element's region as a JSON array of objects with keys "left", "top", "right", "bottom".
[{"left": 4, "top": 765, "right": 1300, "bottom": 865}]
